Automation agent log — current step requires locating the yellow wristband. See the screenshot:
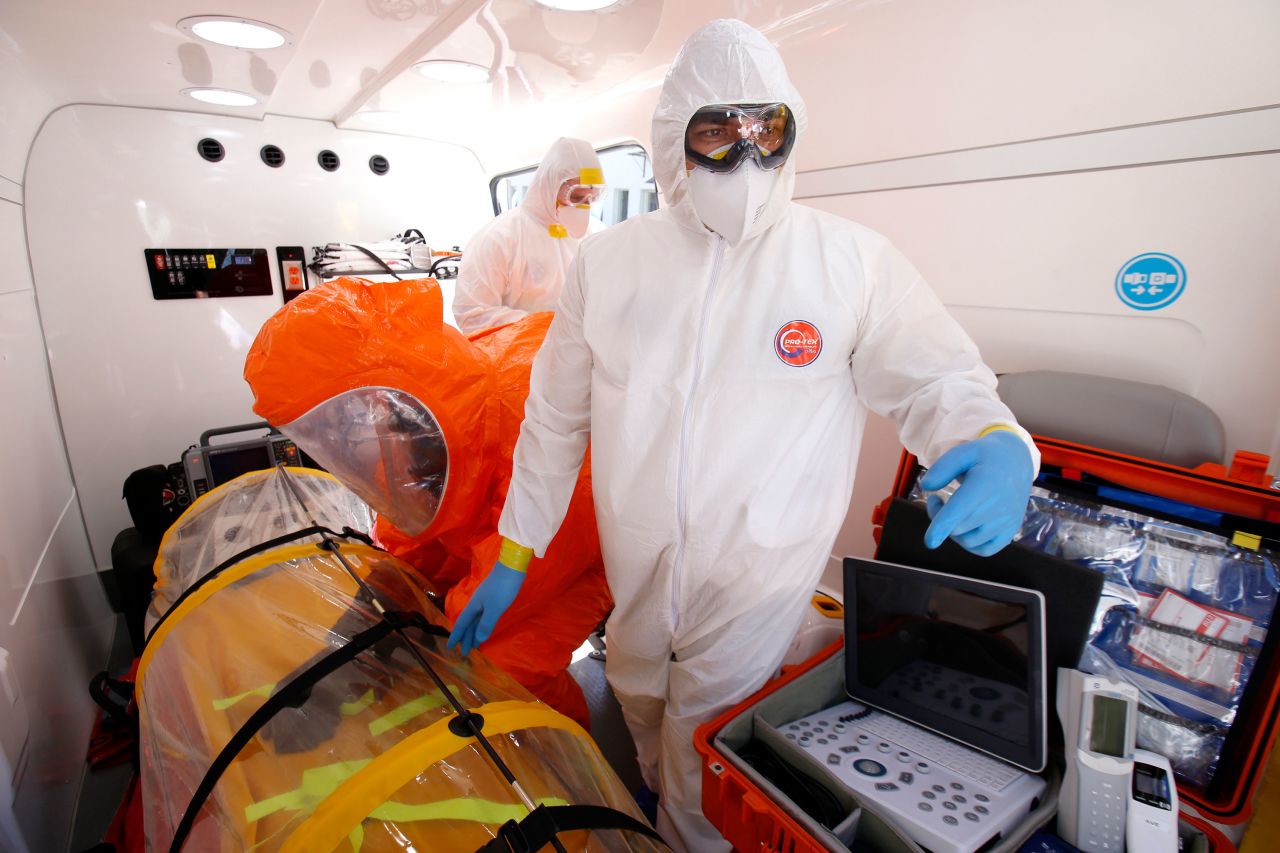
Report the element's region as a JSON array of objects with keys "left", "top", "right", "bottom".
[
  {"left": 978, "top": 424, "right": 1017, "bottom": 439},
  {"left": 498, "top": 538, "right": 533, "bottom": 573}
]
